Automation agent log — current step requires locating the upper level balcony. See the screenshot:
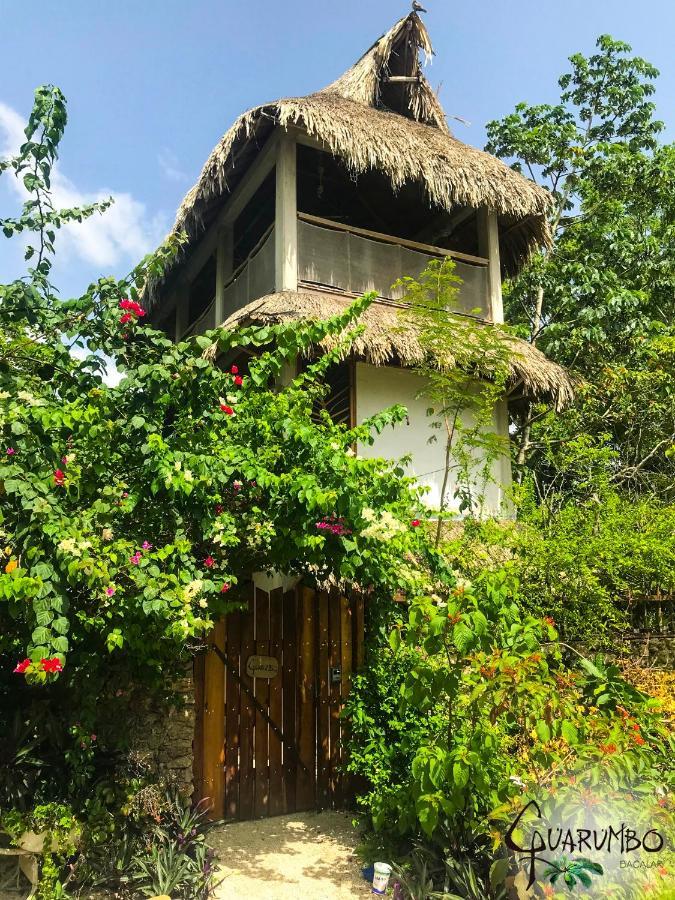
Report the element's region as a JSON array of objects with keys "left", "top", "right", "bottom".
[{"left": 181, "top": 212, "right": 492, "bottom": 339}]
